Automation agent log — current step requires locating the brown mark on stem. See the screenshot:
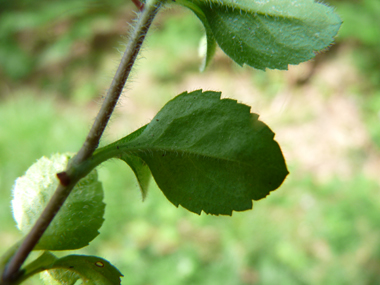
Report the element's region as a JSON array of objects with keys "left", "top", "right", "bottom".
[
  {"left": 132, "top": 0, "right": 144, "bottom": 11},
  {"left": 56, "top": 172, "right": 71, "bottom": 186}
]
